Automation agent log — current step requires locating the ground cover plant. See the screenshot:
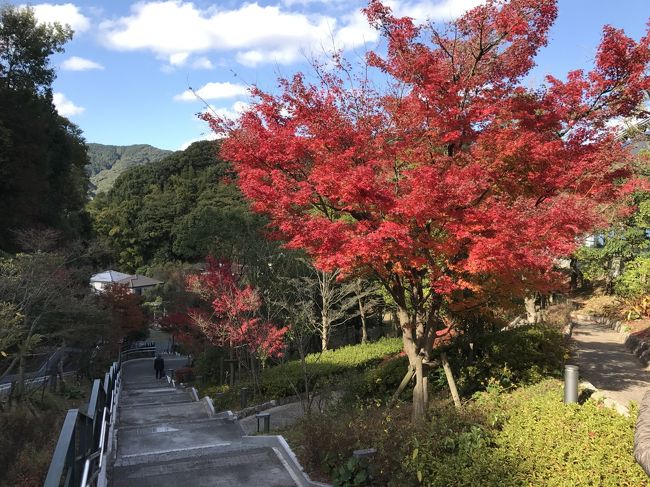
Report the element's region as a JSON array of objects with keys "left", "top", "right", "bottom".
[
  {"left": 286, "top": 379, "right": 646, "bottom": 486},
  {"left": 0, "top": 381, "right": 91, "bottom": 487},
  {"left": 201, "top": 337, "right": 404, "bottom": 407}
]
